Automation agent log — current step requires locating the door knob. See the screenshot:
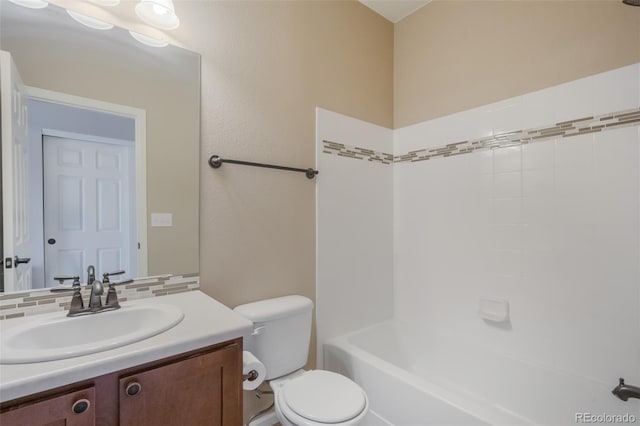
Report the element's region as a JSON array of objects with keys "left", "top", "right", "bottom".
[
  {"left": 47, "top": 238, "right": 56, "bottom": 245},
  {"left": 14, "top": 256, "right": 31, "bottom": 266}
]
